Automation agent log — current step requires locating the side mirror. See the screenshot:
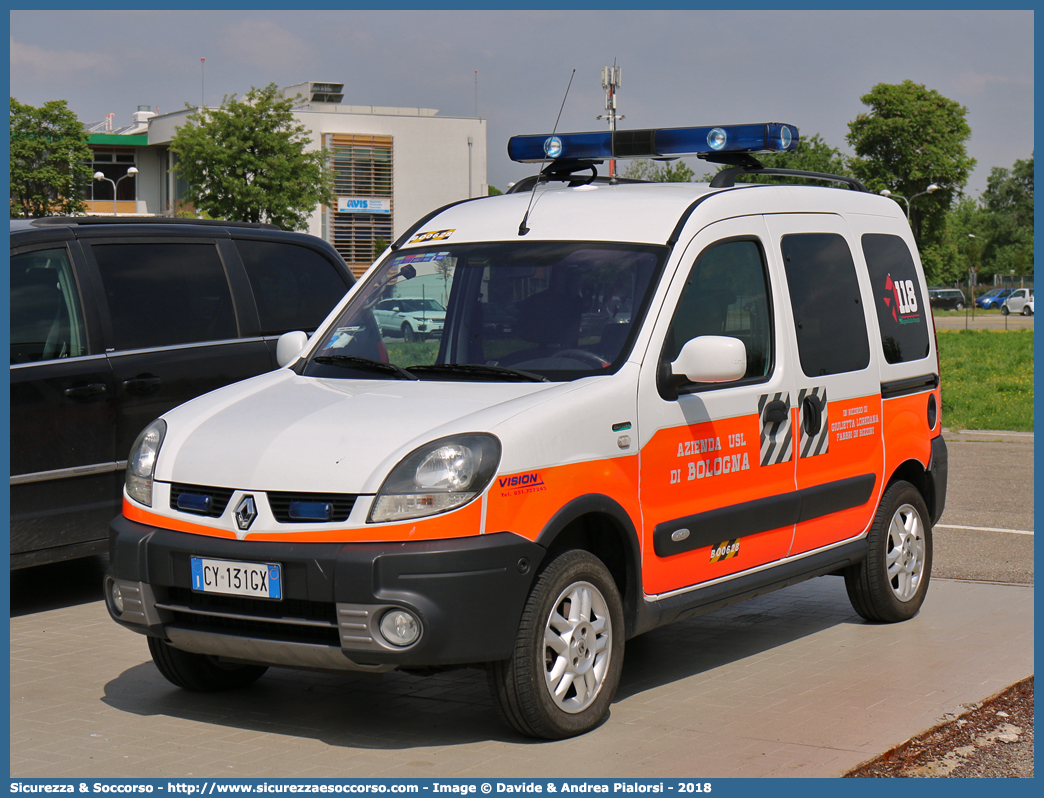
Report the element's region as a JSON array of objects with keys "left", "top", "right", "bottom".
[
  {"left": 671, "top": 335, "right": 747, "bottom": 383},
  {"left": 276, "top": 330, "right": 309, "bottom": 367}
]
